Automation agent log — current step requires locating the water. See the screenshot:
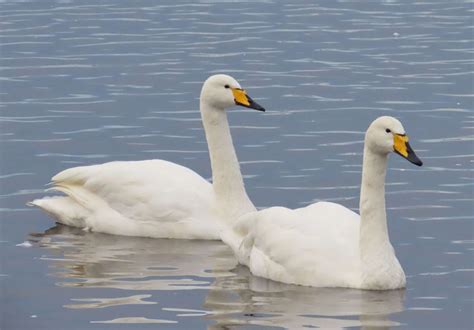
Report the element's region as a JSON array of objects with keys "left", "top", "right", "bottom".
[{"left": 1, "top": 0, "right": 472, "bottom": 329}]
